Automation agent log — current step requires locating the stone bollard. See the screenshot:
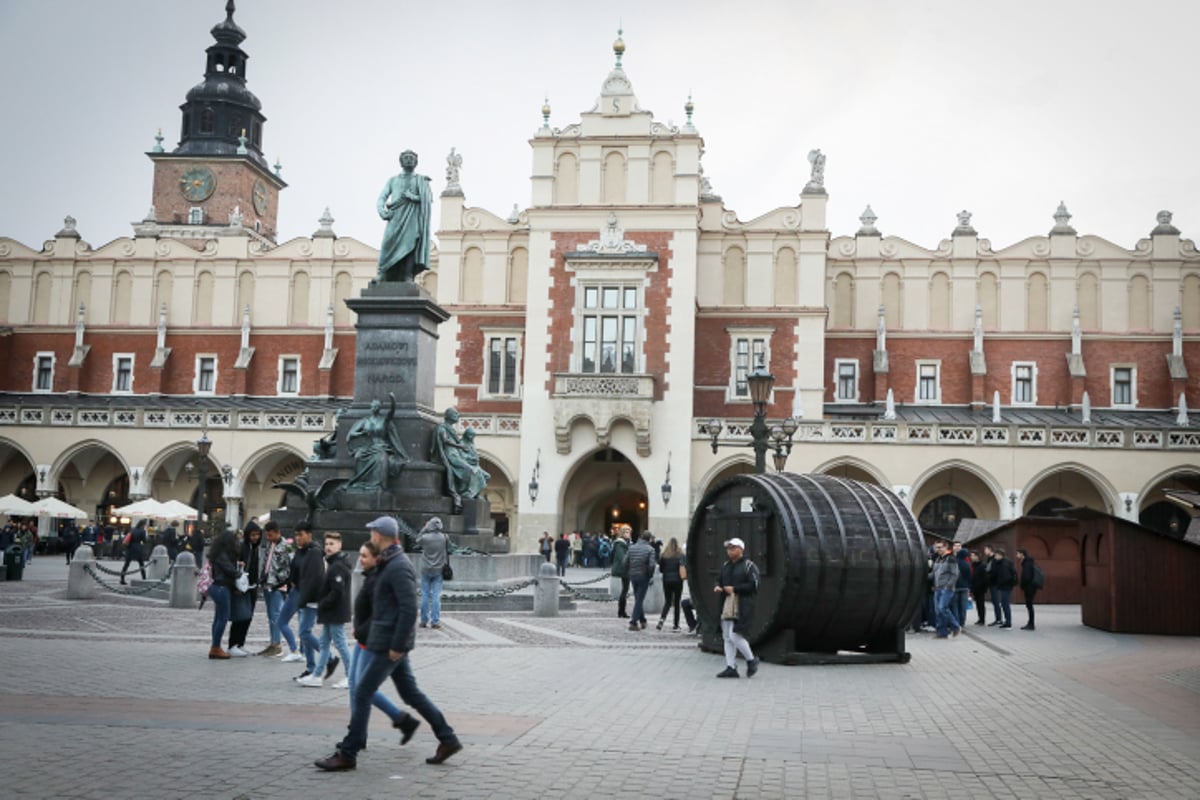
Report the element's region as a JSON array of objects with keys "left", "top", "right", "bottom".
[
  {"left": 146, "top": 545, "right": 170, "bottom": 580},
  {"left": 533, "top": 561, "right": 560, "bottom": 617},
  {"left": 67, "top": 544, "right": 98, "bottom": 599},
  {"left": 644, "top": 572, "right": 665, "bottom": 616},
  {"left": 170, "top": 552, "right": 198, "bottom": 609}
]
